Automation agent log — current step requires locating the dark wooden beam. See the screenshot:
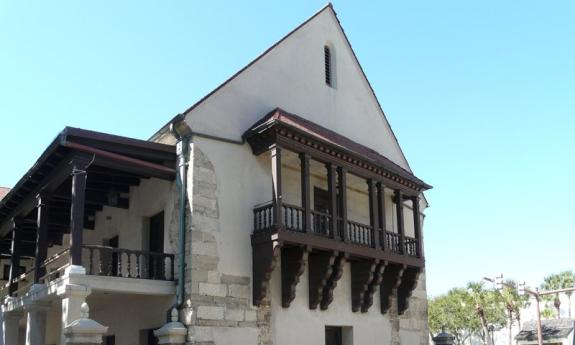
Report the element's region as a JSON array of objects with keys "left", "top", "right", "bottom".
[
  {"left": 320, "top": 252, "right": 345, "bottom": 310},
  {"left": 351, "top": 259, "right": 377, "bottom": 312},
  {"left": 411, "top": 196, "right": 422, "bottom": 258},
  {"left": 377, "top": 183, "right": 387, "bottom": 251},
  {"left": 308, "top": 251, "right": 336, "bottom": 310},
  {"left": 70, "top": 157, "right": 91, "bottom": 266},
  {"left": 395, "top": 190, "right": 405, "bottom": 255},
  {"left": 337, "top": 167, "right": 348, "bottom": 243},
  {"left": 252, "top": 238, "right": 281, "bottom": 306},
  {"left": 299, "top": 153, "right": 311, "bottom": 233},
  {"left": 281, "top": 246, "right": 308, "bottom": 308},
  {"left": 8, "top": 220, "right": 23, "bottom": 295},
  {"left": 327, "top": 163, "right": 338, "bottom": 239},
  {"left": 271, "top": 146, "right": 283, "bottom": 229},
  {"left": 368, "top": 179, "right": 379, "bottom": 250},
  {"left": 398, "top": 267, "right": 420, "bottom": 315},
  {"left": 34, "top": 193, "right": 49, "bottom": 283},
  {"left": 362, "top": 260, "right": 385, "bottom": 312},
  {"left": 380, "top": 264, "right": 405, "bottom": 314}
]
